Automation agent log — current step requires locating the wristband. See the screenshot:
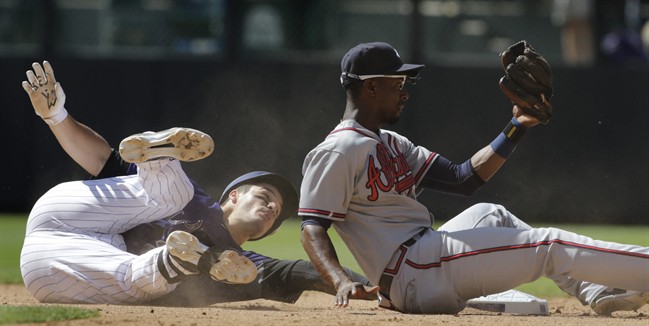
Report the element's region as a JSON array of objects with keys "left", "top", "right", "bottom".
[
  {"left": 489, "top": 117, "right": 527, "bottom": 159},
  {"left": 42, "top": 107, "right": 68, "bottom": 126}
]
